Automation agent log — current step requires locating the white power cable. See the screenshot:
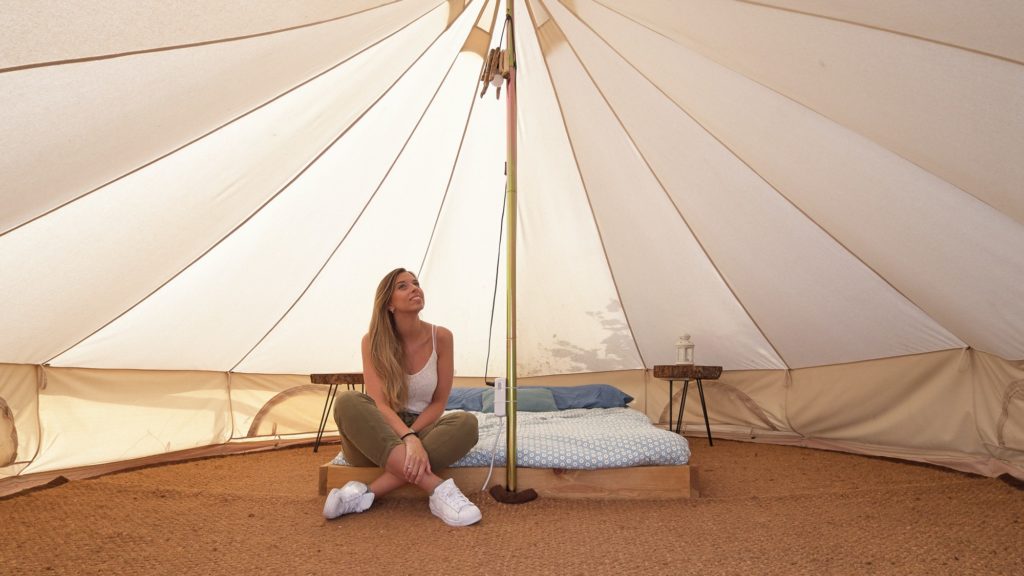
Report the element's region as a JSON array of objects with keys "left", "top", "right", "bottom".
[
  {"left": 482, "top": 377, "right": 508, "bottom": 491},
  {"left": 481, "top": 414, "right": 505, "bottom": 491}
]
